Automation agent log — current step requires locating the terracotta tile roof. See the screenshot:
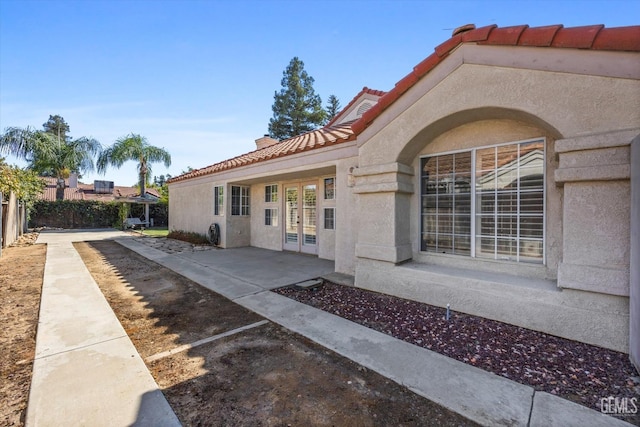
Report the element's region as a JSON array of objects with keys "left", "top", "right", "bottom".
[
  {"left": 38, "top": 177, "right": 159, "bottom": 202},
  {"left": 169, "top": 120, "right": 357, "bottom": 183},
  {"left": 169, "top": 23, "right": 638, "bottom": 184},
  {"left": 351, "top": 24, "right": 640, "bottom": 135}
]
